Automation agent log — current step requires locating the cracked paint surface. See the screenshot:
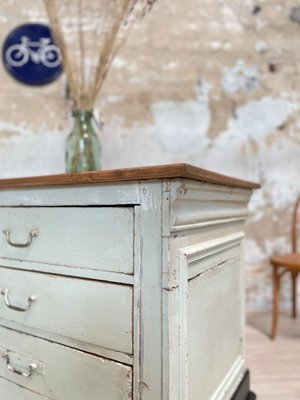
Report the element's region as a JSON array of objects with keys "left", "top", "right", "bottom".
[{"left": 1, "top": 0, "right": 300, "bottom": 311}]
